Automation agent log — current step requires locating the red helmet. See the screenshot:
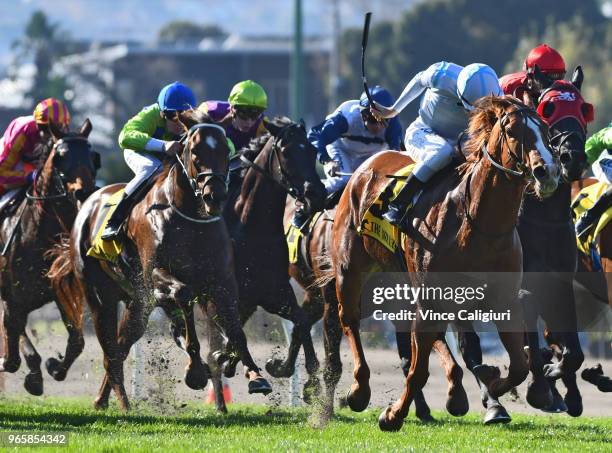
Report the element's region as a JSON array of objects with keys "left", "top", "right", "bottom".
[{"left": 524, "top": 44, "right": 566, "bottom": 76}]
